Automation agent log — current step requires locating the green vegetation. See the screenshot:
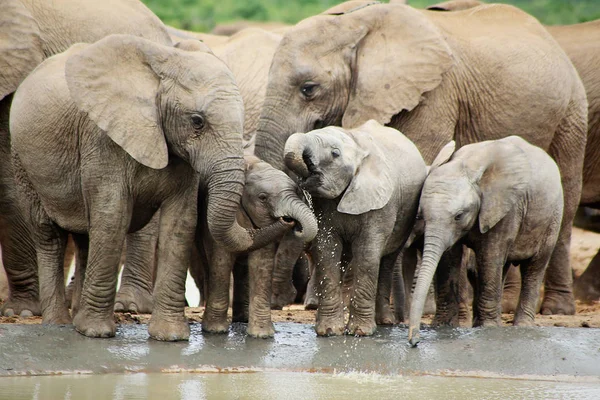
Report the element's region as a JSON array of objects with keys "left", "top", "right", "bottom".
[{"left": 141, "top": 0, "right": 600, "bottom": 32}]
